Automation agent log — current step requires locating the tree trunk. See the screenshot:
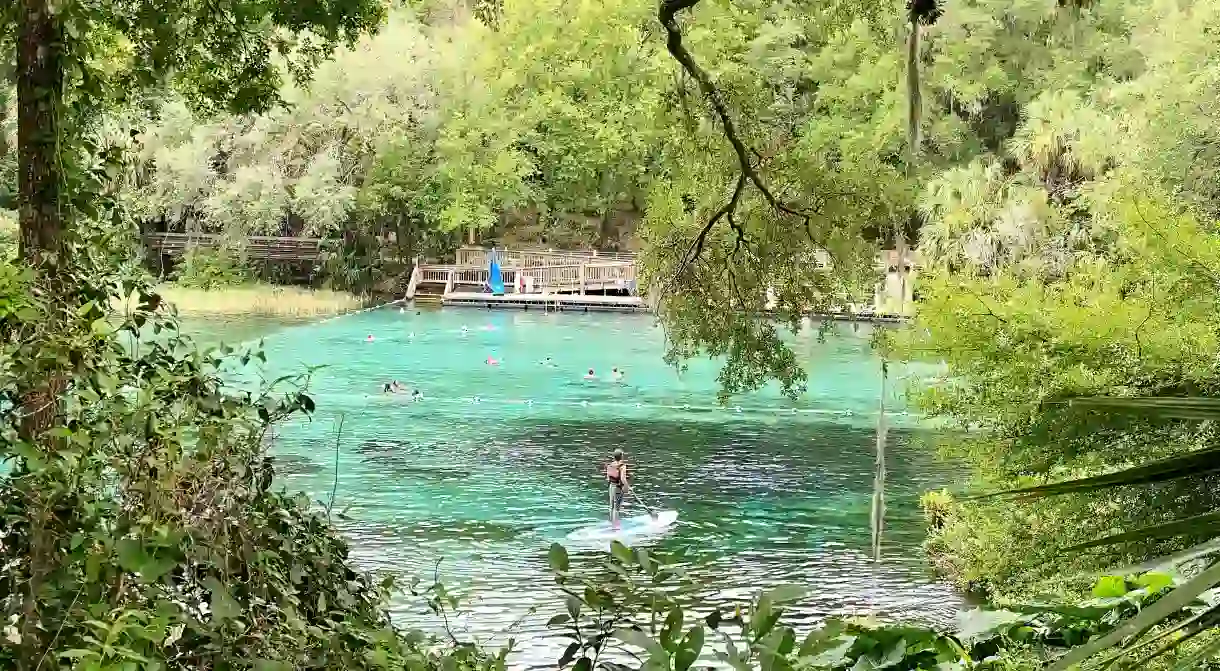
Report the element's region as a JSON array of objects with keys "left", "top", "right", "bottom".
[
  {"left": 870, "top": 360, "right": 888, "bottom": 562},
  {"left": 17, "top": 0, "right": 64, "bottom": 266},
  {"left": 905, "top": 19, "right": 922, "bottom": 164},
  {"left": 900, "top": 18, "right": 920, "bottom": 318},
  {"left": 15, "top": 5, "right": 66, "bottom": 664},
  {"left": 0, "top": 60, "right": 12, "bottom": 178}
]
